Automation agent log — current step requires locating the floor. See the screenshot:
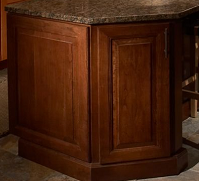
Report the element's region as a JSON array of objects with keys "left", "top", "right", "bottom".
[
  {"left": 183, "top": 115, "right": 199, "bottom": 145},
  {"left": 0, "top": 132, "right": 199, "bottom": 181},
  {"left": 0, "top": 134, "right": 76, "bottom": 181}
]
